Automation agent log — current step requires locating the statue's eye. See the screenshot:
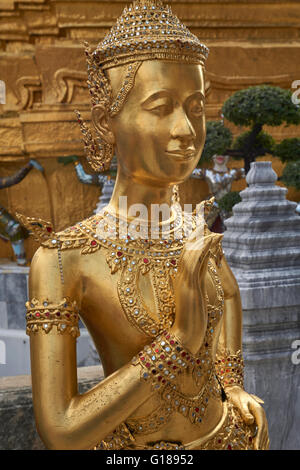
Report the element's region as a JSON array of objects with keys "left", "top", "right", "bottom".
[
  {"left": 190, "top": 101, "right": 204, "bottom": 117},
  {"left": 143, "top": 96, "right": 173, "bottom": 116},
  {"left": 150, "top": 103, "right": 172, "bottom": 116}
]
